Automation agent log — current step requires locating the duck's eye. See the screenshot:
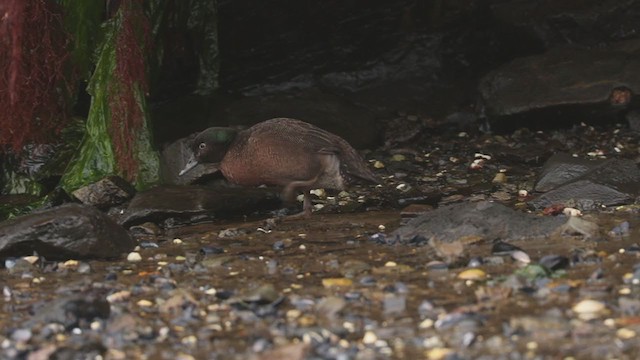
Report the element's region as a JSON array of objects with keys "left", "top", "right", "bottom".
[{"left": 198, "top": 142, "right": 206, "bottom": 150}]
